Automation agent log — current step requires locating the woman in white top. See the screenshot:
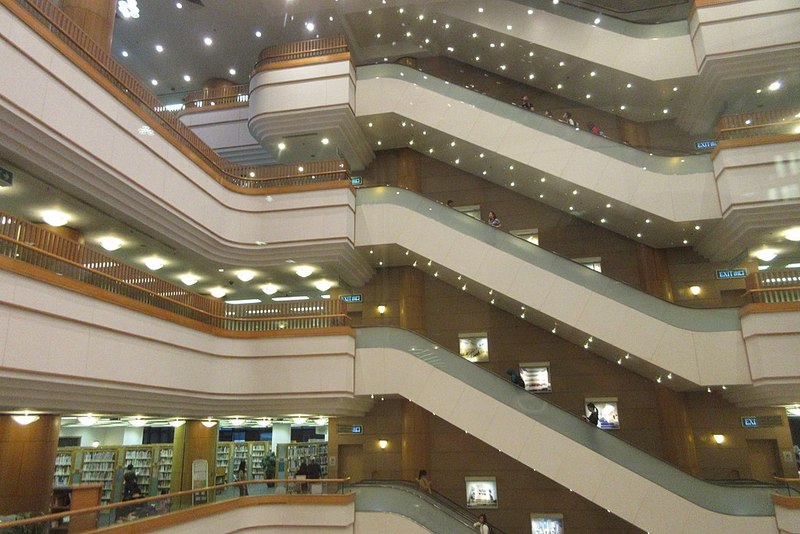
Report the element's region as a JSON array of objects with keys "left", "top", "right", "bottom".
[
  {"left": 487, "top": 211, "right": 501, "bottom": 228},
  {"left": 473, "top": 513, "right": 490, "bottom": 534}
]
